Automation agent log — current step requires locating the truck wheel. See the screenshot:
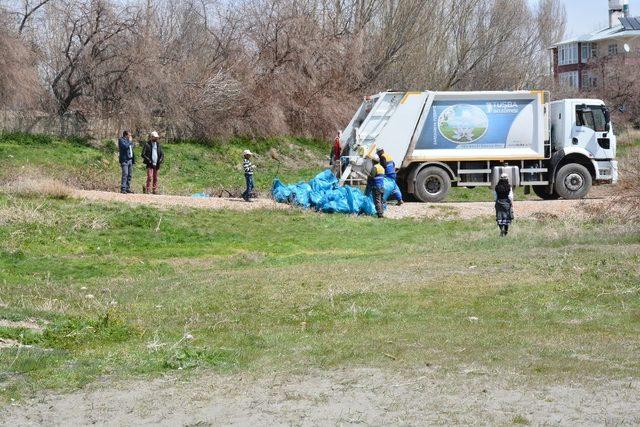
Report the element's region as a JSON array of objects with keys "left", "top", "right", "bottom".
[
  {"left": 532, "top": 185, "right": 560, "bottom": 200},
  {"left": 414, "top": 167, "right": 451, "bottom": 202},
  {"left": 554, "top": 164, "right": 592, "bottom": 199}
]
